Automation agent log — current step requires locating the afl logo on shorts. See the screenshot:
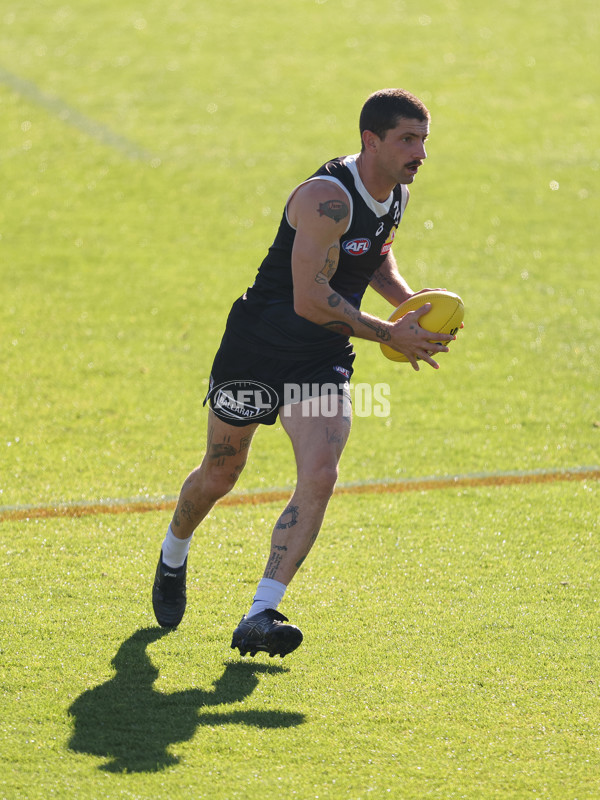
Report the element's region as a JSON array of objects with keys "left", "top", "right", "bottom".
[
  {"left": 210, "top": 380, "right": 279, "bottom": 422},
  {"left": 342, "top": 238, "right": 371, "bottom": 256}
]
